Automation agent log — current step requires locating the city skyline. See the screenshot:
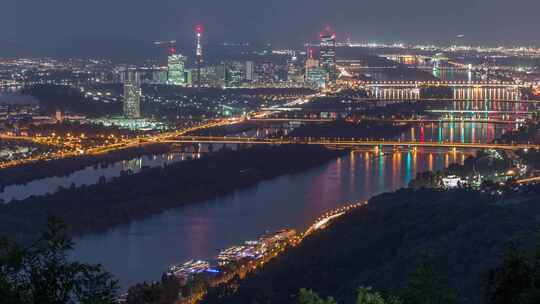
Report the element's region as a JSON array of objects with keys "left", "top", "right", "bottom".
[
  {"left": 3, "top": 0, "right": 540, "bottom": 59},
  {"left": 2, "top": 2, "right": 540, "bottom": 303}
]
